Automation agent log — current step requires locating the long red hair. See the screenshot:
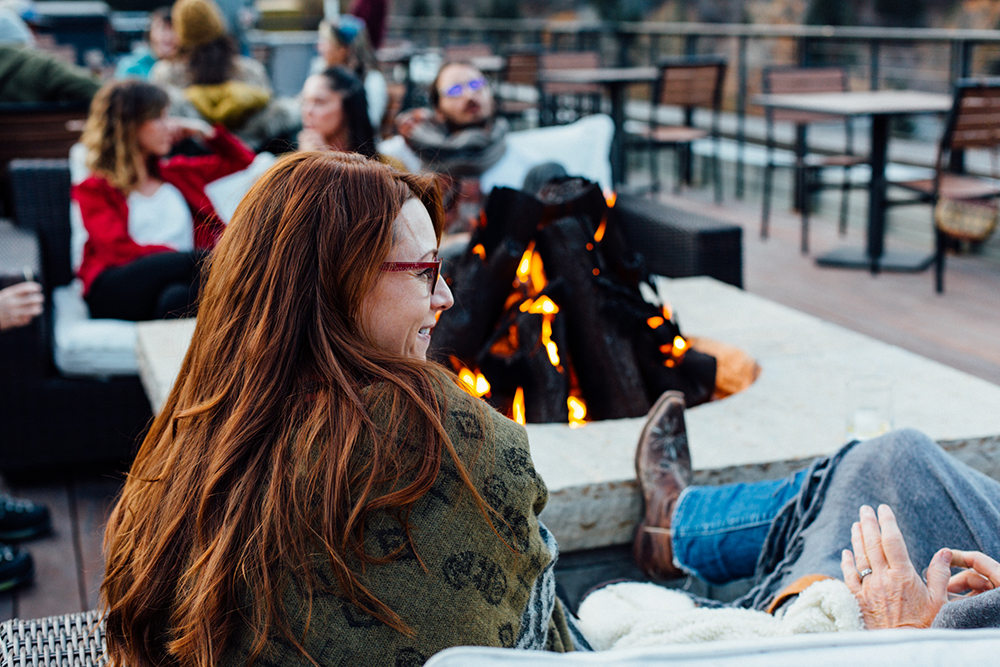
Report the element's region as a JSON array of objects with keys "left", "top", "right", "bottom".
[{"left": 101, "top": 152, "right": 495, "bottom": 667}]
